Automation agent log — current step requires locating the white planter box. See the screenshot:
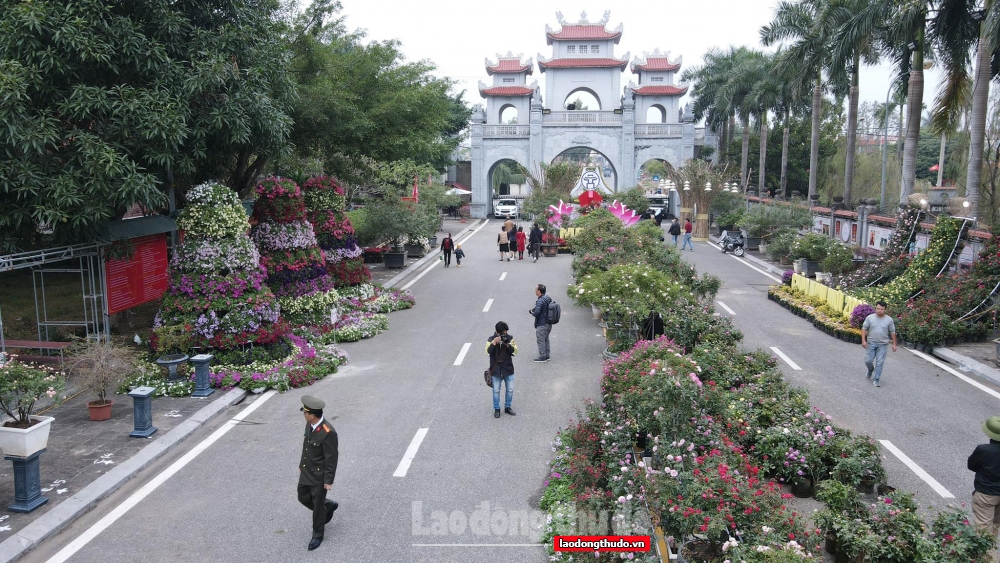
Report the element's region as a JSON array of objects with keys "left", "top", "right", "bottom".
[{"left": 0, "top": 416, "right": 54, "bottom": 457}]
